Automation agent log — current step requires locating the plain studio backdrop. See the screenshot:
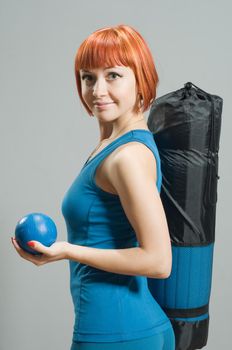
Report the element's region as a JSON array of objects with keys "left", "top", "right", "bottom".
[{"left": 1, "top": 1, "right": 231, "bottom": 349}]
